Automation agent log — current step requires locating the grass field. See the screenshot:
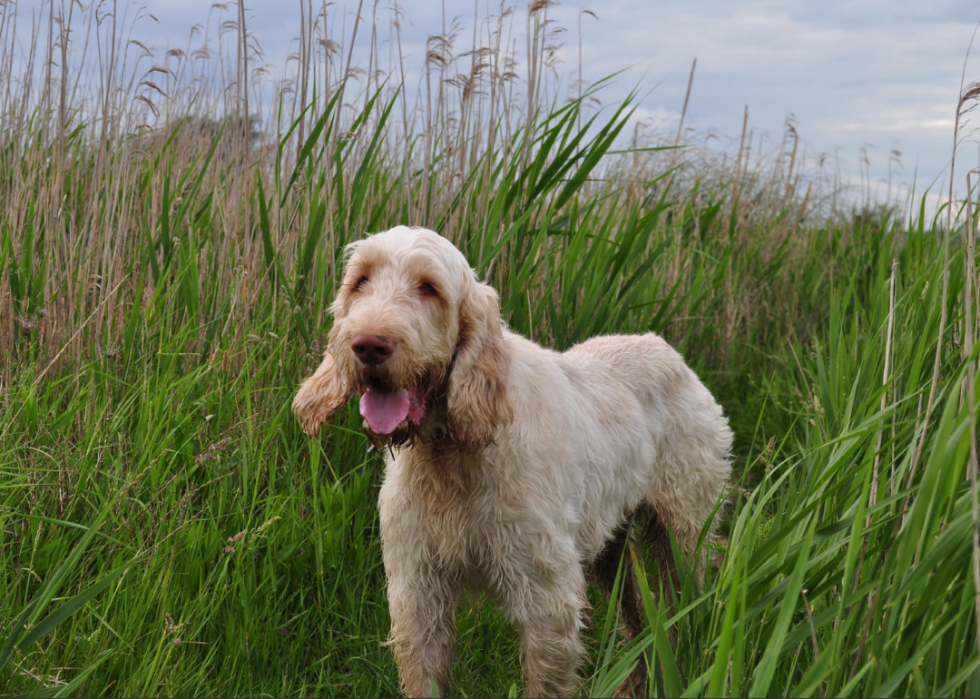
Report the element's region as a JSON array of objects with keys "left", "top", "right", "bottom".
[{"left": 3, "top": 1, "right": 980, "bottom": 696}]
